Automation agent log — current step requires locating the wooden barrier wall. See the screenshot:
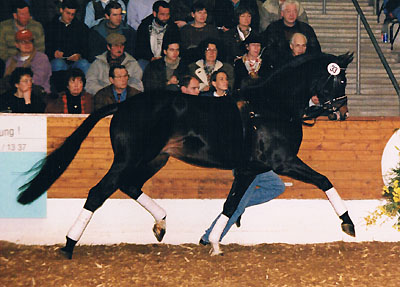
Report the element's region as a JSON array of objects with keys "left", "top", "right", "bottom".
[{"left": 46, "top": 116, "right": 400, "bottom": 200}]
